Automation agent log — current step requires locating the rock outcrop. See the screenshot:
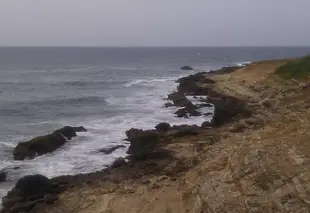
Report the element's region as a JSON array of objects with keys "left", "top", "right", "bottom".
[
  {"left": 126, "top": 128, "right": 162, "bottom": 160},
  {"left": 13, "top": 126, "right": 87, "bottom": 160},
  {"left": 167, "top": 92, "right": 193, "bottom": 108},
  {"left": 155, "top": 122, "right": 171, "bottom": 132},
  {"left": 1, "top": 175, "right": 61, "bottom": 213}
]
